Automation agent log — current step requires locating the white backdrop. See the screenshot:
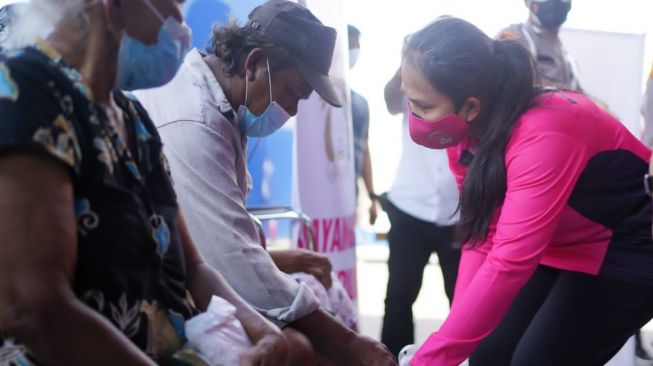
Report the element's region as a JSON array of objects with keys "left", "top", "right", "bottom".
[{"left": 560, "top": 28, "right": 646, "bottom": 136}]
